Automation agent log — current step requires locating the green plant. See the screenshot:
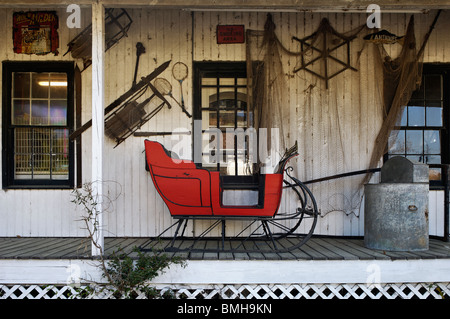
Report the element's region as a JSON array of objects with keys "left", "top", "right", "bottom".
[
  {"left": 105, "top": 246, "right": 185, "bottom": 299},
  {"left": 427, "top": 283, "right": 447, "bottom": 299},
  {"left": 71, "top": 182, "right": 186, "bottom": 299}
]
